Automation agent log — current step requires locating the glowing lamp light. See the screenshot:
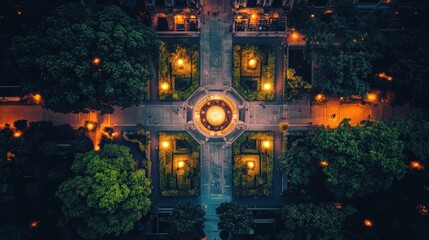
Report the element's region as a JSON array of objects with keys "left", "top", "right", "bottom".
[
  {"left": 33, "top": 94, "right": 42, "bottom": 103},
  {"left": 410, "top": 161, "right": 424, "bottom": 170},
  {"left": 92, "top": 57, "right": 101, "bottom": 66},
  {"left": 246, "top": 161, "right": 255, "bottom": 170},
  {"left": 319, "top": 161, "right": 329, "bottom": 167},
  {"left": 13, "top": 131, "right": 22, "bottom": 138},
  {"left": 162, "top": 140, "right": 170, "bottom": 149},
  {"left": 189, "top": 15, "right": 196, "bottom": 19},
  {"left": 324, "top": 9, "right": 334, "bottom": 15},
  {"left": 310, "top": 13, "right": 315, "bottom": 18},
  {"left": 263, "top": 140, "right": 270, "bottom": 149},
  {"left": 291, "top": 32, "right": 299, "bottom": 40},
  {"left": 363, "top": 219, "right": 373, "bottom": 228},
  {"left": 94, "top": 145, "right": 100, "bottom": 151},
  {"left": 17, "top": 11, "right": 22, "bottom": 15},
  {"left": 251, "top": 14, "right": 257, "bottom": 19},
  {"left": 176, "top": 58, "right": 184, "bottom": 68},
  {"left": 333, "top": 202, "right": 343, "bottom": 209},
  {"left": 248, "top": 58, "right": 257, "bottom": 69},
  {"left": 86, "top": 122, "right": 95, "bottom": 131},
  {"left": 263, "top": 83, "right": 271, "bottom": 91},
  {"left": 30, "top": 221, "right": 40, "bottom": 228},
  {"left": 177, "top": 160, "right": 185, "bottom": 169},
  {"left": 161, "top": 82, "right": 170, "bottom": 91},
  {"left": 315, "top": 93, "right": 325, "bottom": 102},
  {"left": 366, "top": 93, "right": 377, "bottom": 102}
]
